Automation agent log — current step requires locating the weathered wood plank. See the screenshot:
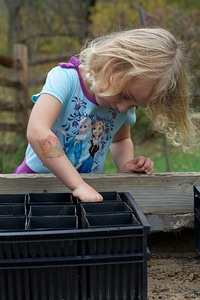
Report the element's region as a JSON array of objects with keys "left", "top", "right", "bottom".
[
  {"left": 0, "top": 123, "right": 22, "bottom": 132},
  {"left": 0, "top": 101, "right": 21, "bottom": 111},
  {"left": 0, "top": 54, "right": 15, "bottom": 68},
  {"left": 0, "top": 77, "right": 21, "bottom": 88},
  {"left": 0, "top": 172, "right": 199, "bottom": 214},
  {"left": 29, "top": 53, "right": 70, "bottom": 66}
]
